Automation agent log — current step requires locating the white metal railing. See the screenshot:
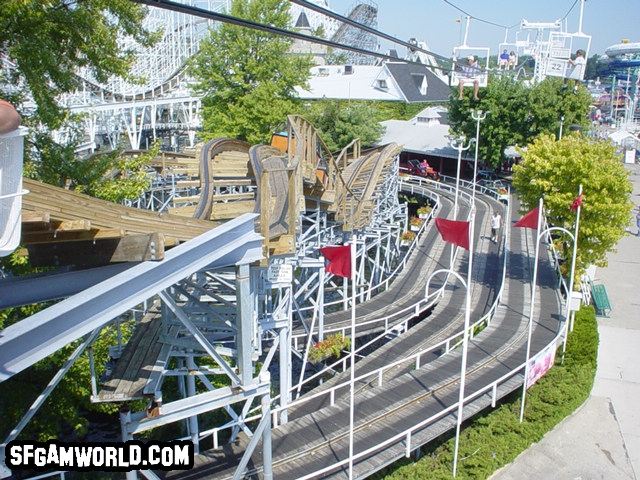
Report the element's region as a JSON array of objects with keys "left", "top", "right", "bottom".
[
  {"left": 268, "top": 177, "right": 509, "bottom": 420},
  {"left": 108, "top": 171, "right": 567, "bottom": 480},
  {"left": 239, "top": 174, "right": 504, "bottom": 418}
]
